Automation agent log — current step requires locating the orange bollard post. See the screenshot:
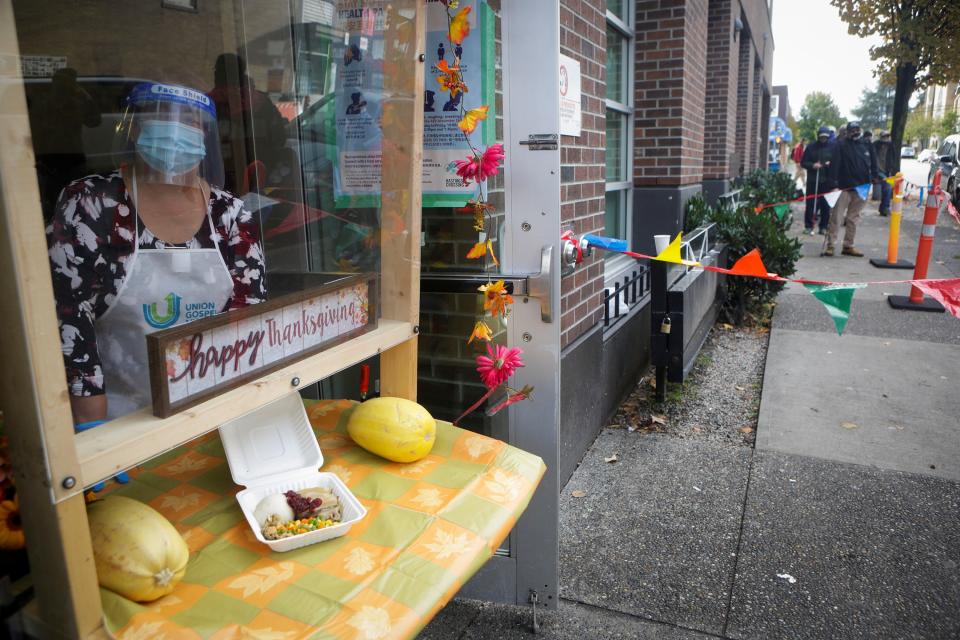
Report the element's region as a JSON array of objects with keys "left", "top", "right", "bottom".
[
  {"left": 870, "top": 173, "right": 914, "bottom": 269},
  {"left": 888, "top": 170, "right": 946, "bottom": 312}
]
